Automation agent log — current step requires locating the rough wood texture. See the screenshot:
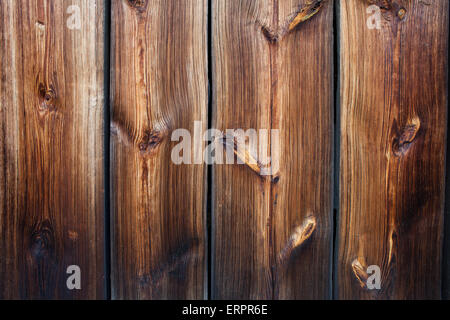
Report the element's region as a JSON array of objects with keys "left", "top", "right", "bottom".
[
  {"left": 212, "top": 0, "right": 334, "bottom": 299},
  {"left": 338, "top": 0, "right": 449, "bottom": 299},
  {"left": 111, "top": 0, "right": 207, "bottom": 299},
  {"left": 0, "top": 0, "right": 105, "bottom": 299}
]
